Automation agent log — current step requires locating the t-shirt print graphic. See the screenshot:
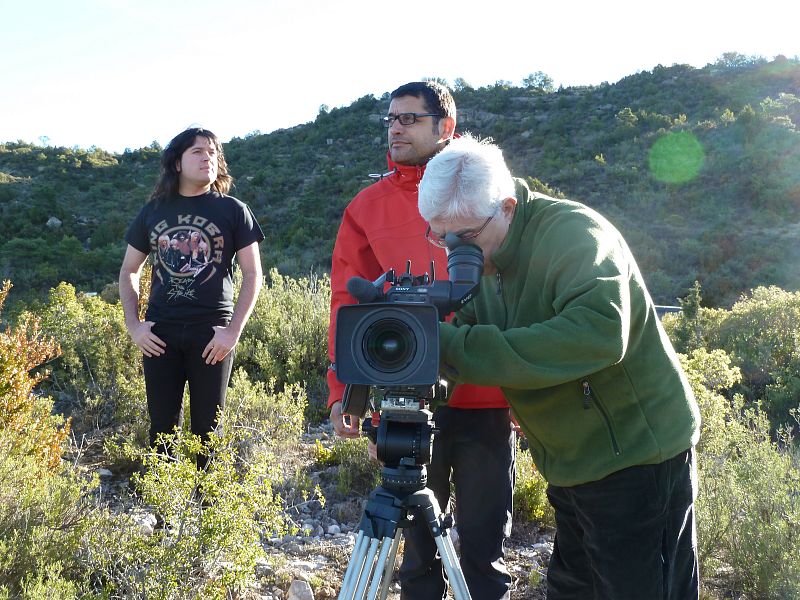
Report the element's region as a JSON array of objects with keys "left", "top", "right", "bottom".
[{"left": 154, "top": 226, "right": 216, "bottom": 302}]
